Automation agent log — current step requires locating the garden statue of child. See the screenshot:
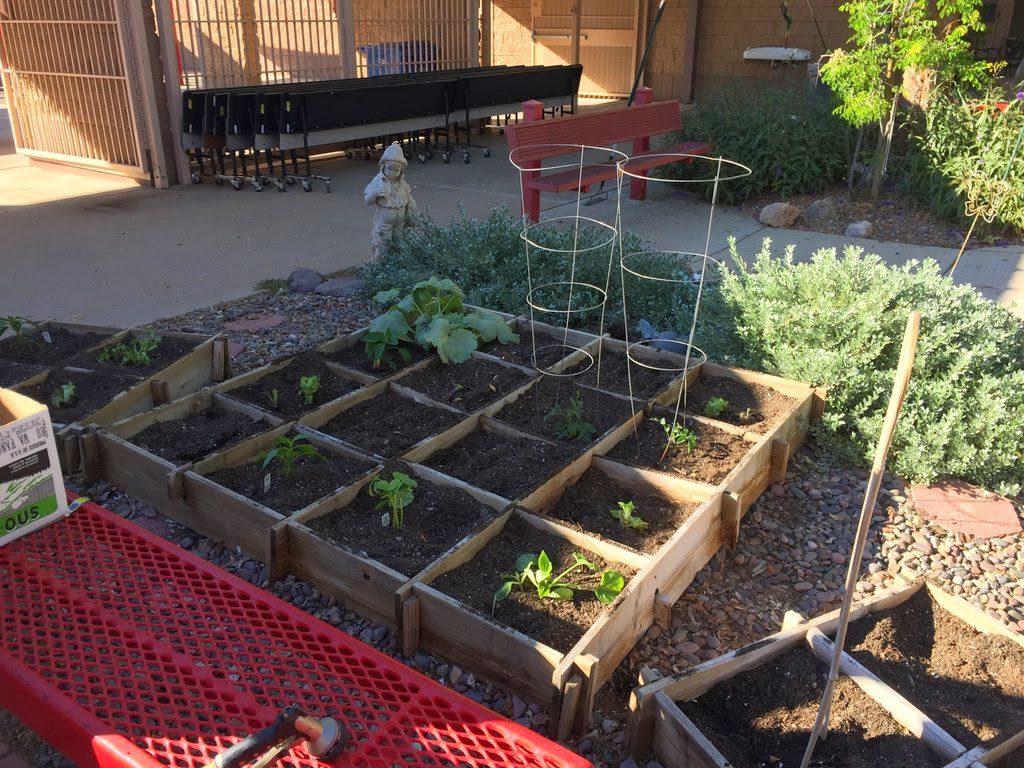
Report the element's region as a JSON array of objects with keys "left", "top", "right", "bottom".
[{"left": 363, "top": 142, "right": 420, "bottom": 260}]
